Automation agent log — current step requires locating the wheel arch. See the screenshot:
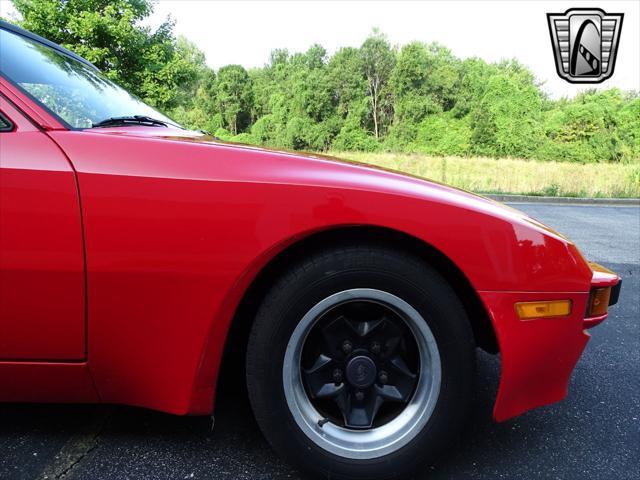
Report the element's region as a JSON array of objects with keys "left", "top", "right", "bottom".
[{"left": 211, "top": 225, "right": 498, "bottom": 410}]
